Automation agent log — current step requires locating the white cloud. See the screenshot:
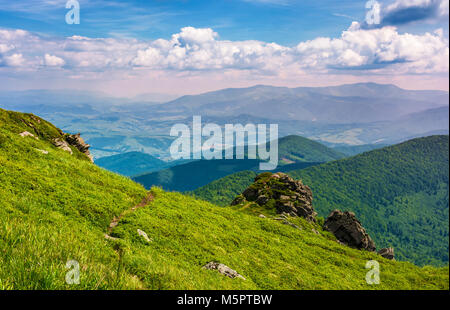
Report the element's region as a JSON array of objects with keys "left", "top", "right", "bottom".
[
  {"left": 44, "top": 54, "right": 65, "bottom": 67},
  {"left": 0, "top": 24, "right": 448, "bottom": 76},
  {"left": 3, "top": 53, "right": 27, "bottom": 67}
]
